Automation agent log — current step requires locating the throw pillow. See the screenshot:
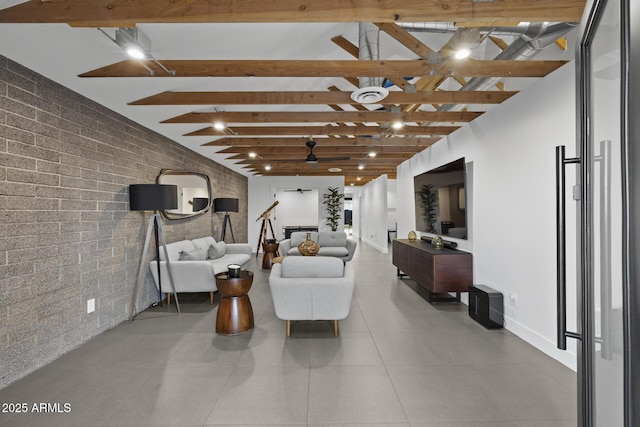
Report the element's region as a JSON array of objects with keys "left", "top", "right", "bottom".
[
  {"left": 207, "top": 241, "right": 226, "bottom": 260},
  {"left": 178, "top": 248, "right": 207, "bottom": 261}
]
